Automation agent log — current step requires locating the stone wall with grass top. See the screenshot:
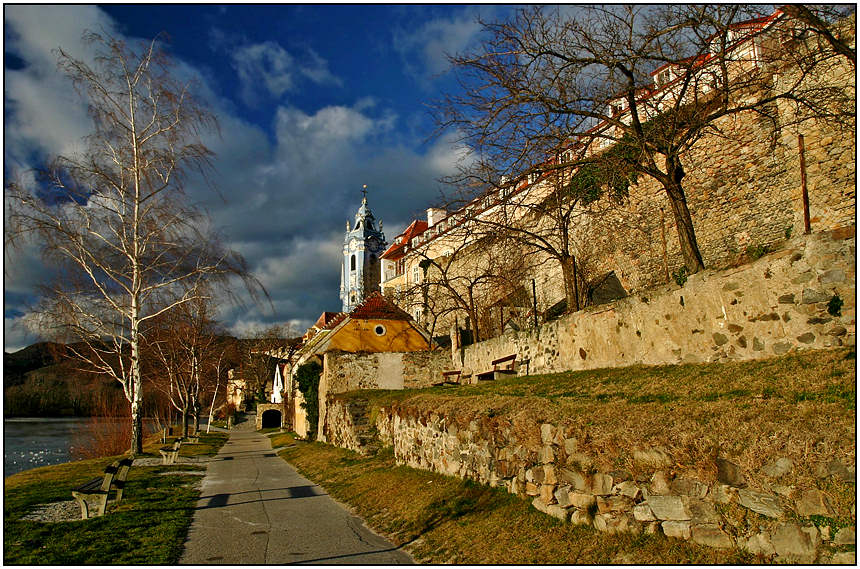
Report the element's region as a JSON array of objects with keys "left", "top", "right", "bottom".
[
  {"left": 325, "top": 391, "right": 855, "bottom": 564},
  {"left": 459, "top": 228, "right": 855, "bottom": 378}
]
